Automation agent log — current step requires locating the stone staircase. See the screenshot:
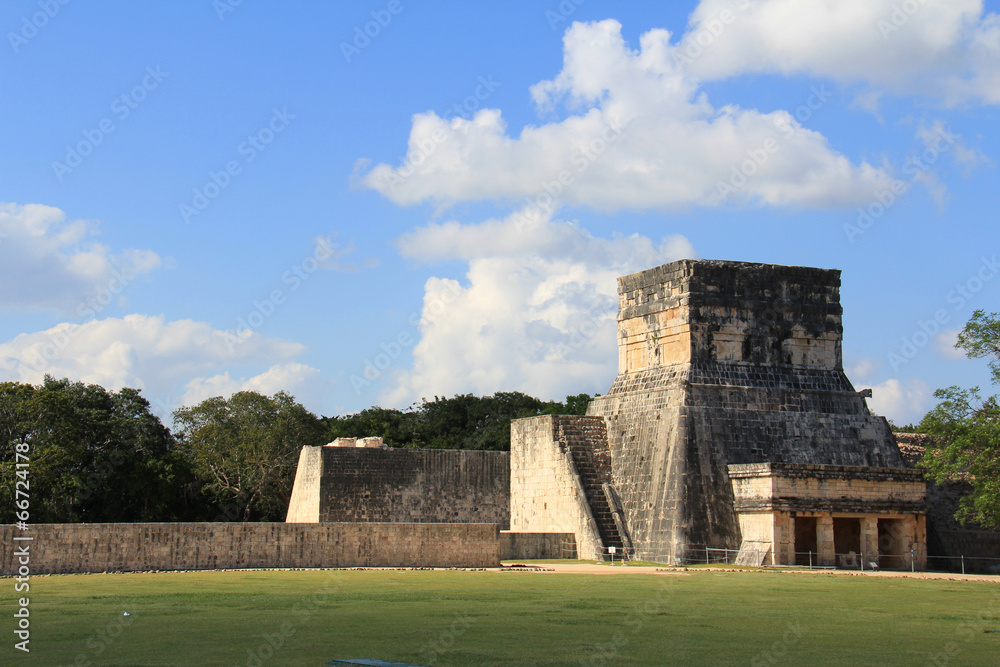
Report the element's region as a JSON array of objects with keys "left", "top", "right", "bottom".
[{"left": 556, "top": 418, "right": 632, "bottom": 560}]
